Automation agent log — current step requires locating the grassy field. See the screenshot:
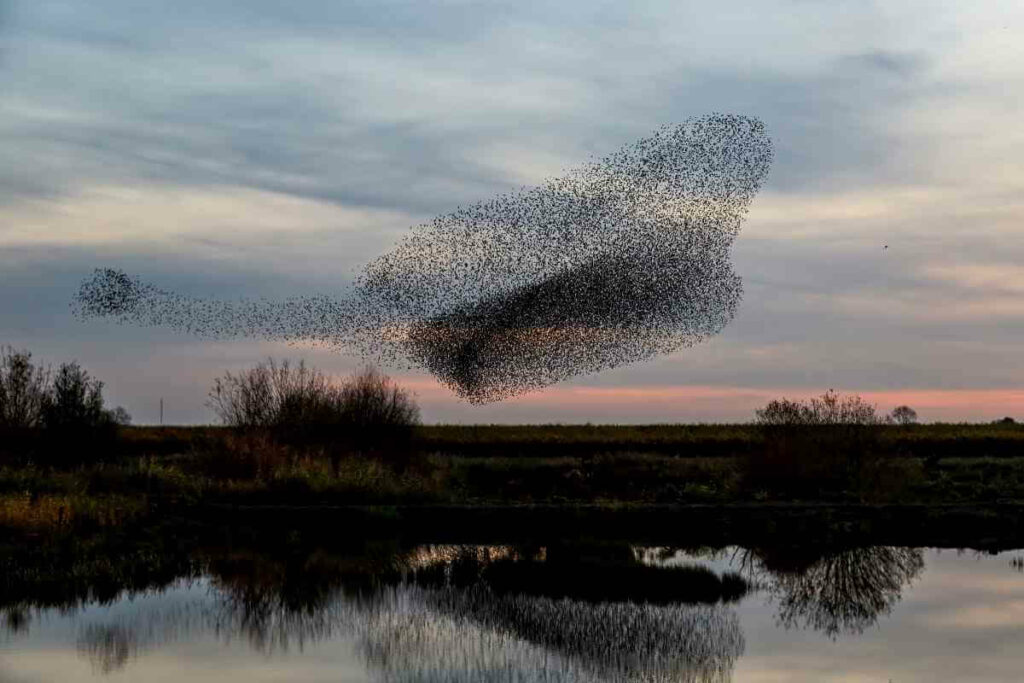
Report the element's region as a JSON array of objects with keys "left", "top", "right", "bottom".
[
  {"left": 112, "top": 421, "right": 1024, "bottom": 458},
  {"left": 1, "top": 422, "right": 1023, "bottom": 532}
]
